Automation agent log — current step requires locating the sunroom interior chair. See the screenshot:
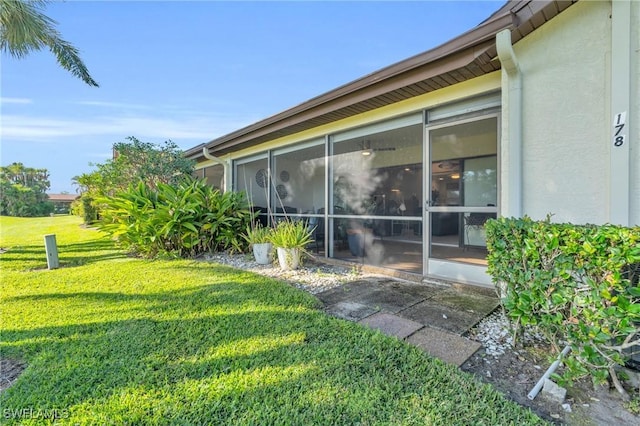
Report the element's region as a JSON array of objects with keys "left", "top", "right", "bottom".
[
  {"left": 463, "top": 213, "right": 493, "bottom": 250},
  {"left": 310, "top": 208, "right": 325, "bottom": 253}
]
